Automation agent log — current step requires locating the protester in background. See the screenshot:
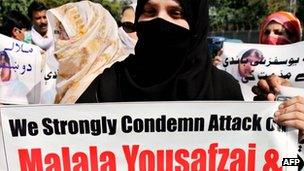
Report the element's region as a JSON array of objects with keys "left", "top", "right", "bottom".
[
  {"left": 253, "top": 10, "right": 301, "bottom": 99},
  {"left": 213, "top": 11, "right": 302, "bottom": 66},
  {"left": 28, "top": 1, "right": 60, "bottom": 104},
  {"left": 253, "top": 11, "right": 304, "bottom": 133},
  {"left": 47, "top": 1, "right": 129, "bottom": 104},
  {"left": 1, "top": 10, "right": 32, "bottom": 43},
  {"left": 76, "top": 0, "right": 243, "bottom": 103},
  {"left": 259, "top": 11, "right": 302, "bottom": 45},
  {"left": 253, "top": 11, "right": 302, "bottom": 98},
  {"left": 118, "top": 4, "right": 138, "bottom": 54},
  {"left": 28, "top": 1, "right": 53, "bottom": 51}
]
